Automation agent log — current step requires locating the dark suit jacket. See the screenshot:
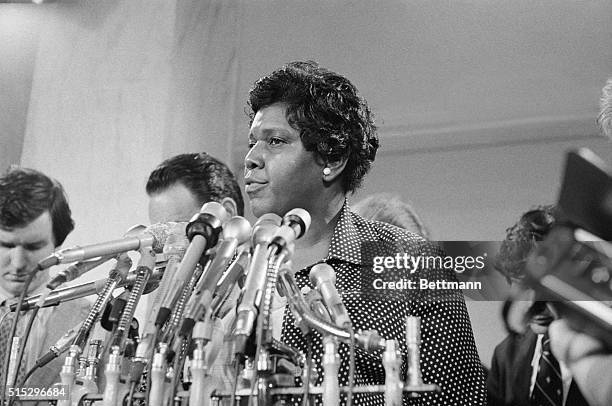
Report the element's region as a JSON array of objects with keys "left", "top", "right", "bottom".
[{"left": 487, "top": 329, "right": 590, "bottom": 406}]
